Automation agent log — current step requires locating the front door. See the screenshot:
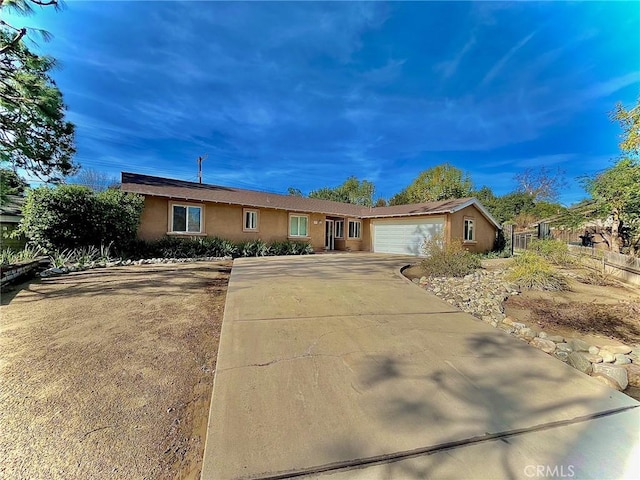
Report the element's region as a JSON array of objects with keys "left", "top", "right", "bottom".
[{"left": 325, "top": 220, "right": 335, "bottom": 250}]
